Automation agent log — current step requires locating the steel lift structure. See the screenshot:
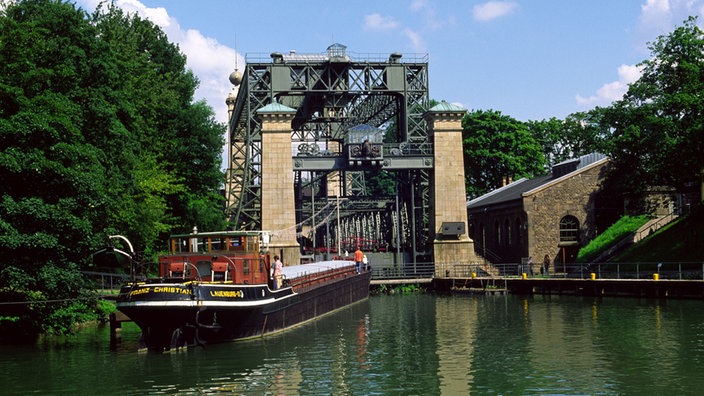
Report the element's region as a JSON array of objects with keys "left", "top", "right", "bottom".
[{"left": 225, "top": 44, "right": 434, "bottom": 265}]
